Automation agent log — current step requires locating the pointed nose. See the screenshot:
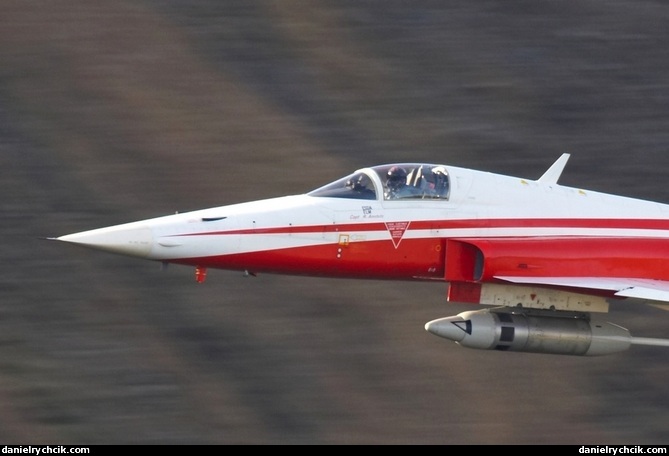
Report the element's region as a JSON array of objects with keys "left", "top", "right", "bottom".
[
  {"left": 424, "top": 315, "right": 469, "bottom": 342},
  {"left": 57, "top": 224, "right": 153, "bottom": 258}
]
